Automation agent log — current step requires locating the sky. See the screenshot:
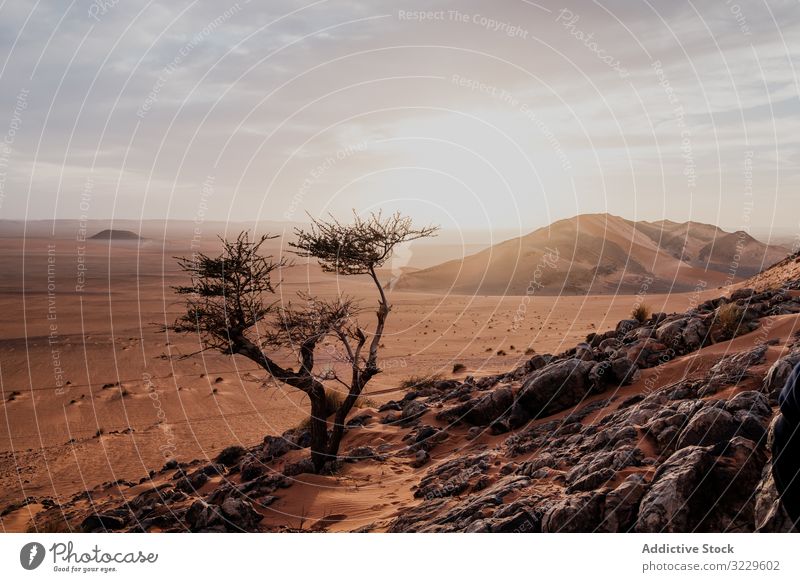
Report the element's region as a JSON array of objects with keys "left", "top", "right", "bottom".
[{"left": 0, "top": 0, "right": 798, "bottom": 239}]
